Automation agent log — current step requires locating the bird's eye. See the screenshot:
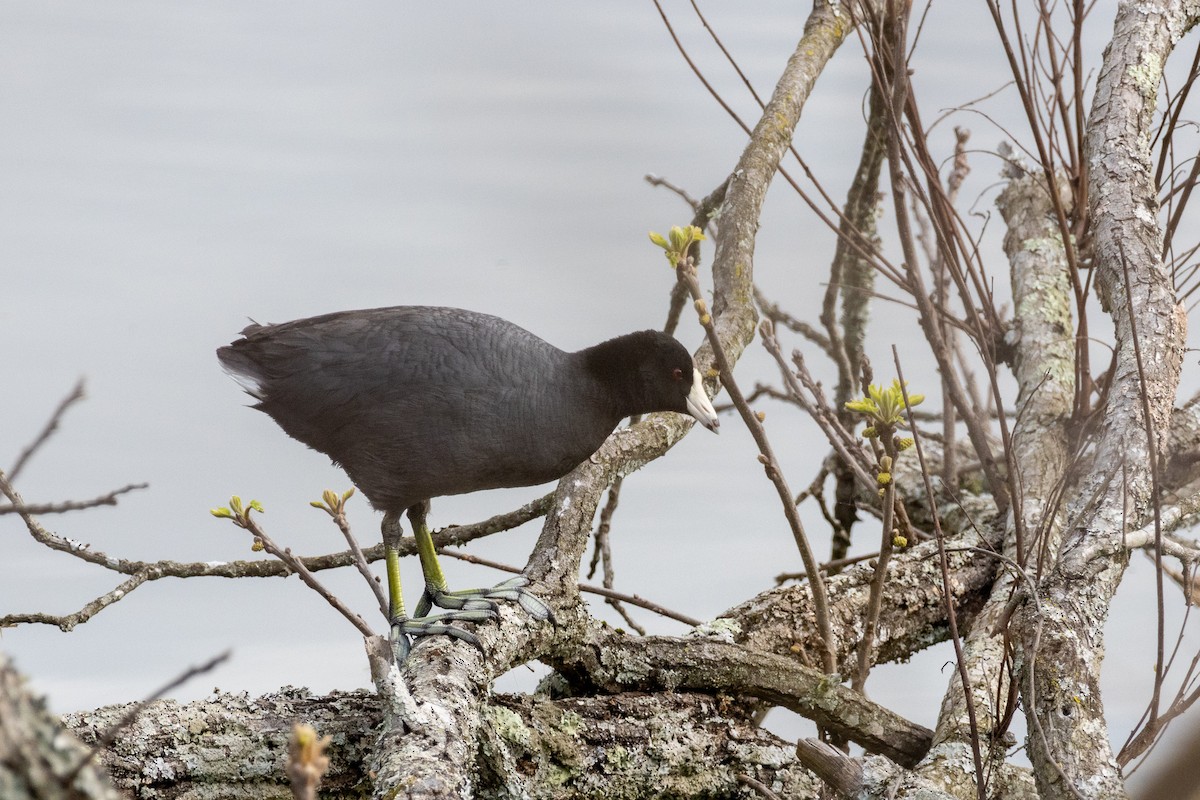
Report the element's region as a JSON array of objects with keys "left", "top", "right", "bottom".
[{"left": 672, "top": 368, "right": 684, "bottom": 381}]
